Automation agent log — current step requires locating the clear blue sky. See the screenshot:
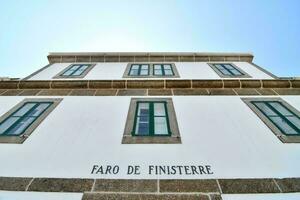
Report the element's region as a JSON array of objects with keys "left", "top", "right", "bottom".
[{"left": 0, "top": 0, "right": 299, "bottom": 78}]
